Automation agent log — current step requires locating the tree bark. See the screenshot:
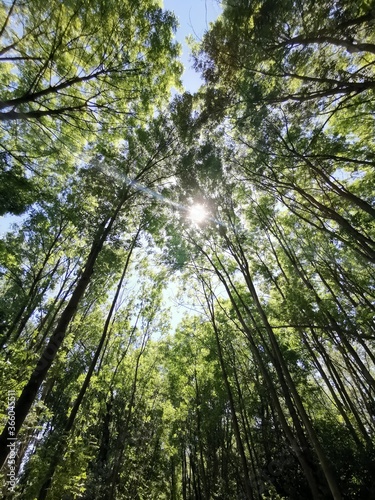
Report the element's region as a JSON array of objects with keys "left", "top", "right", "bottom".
[
  {"left": 36, "top": 225, "right": 139, "bottom": 500},
  {"left": 0, "top": 190, "right": 129, "bottom": 468}
]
